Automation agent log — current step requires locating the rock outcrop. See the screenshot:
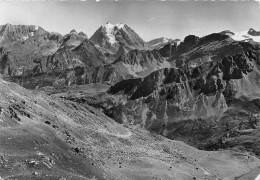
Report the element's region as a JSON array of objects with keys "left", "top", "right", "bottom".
[
  {"left": 99, "top": 36, "right": 260, "bottom": 156},
  {"left": 0, "top": 24, "right": 62, "bottom": 76},
  {"left": 112, "top": 48, "right": 171, "bottom": 78}
]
